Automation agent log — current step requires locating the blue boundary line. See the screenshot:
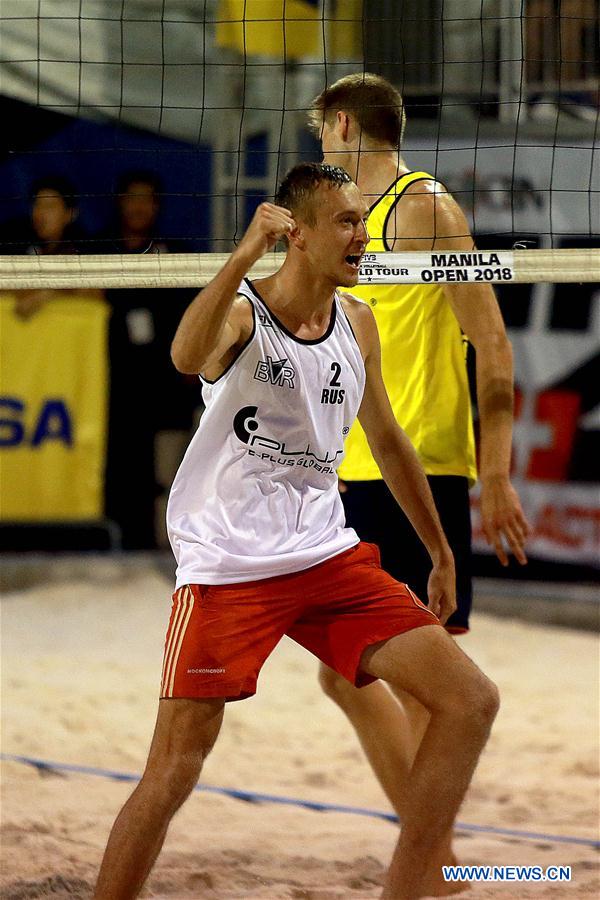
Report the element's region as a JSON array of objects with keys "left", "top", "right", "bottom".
[{"left": 2, "top": 752, "right": 599, "bottom": 849}]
